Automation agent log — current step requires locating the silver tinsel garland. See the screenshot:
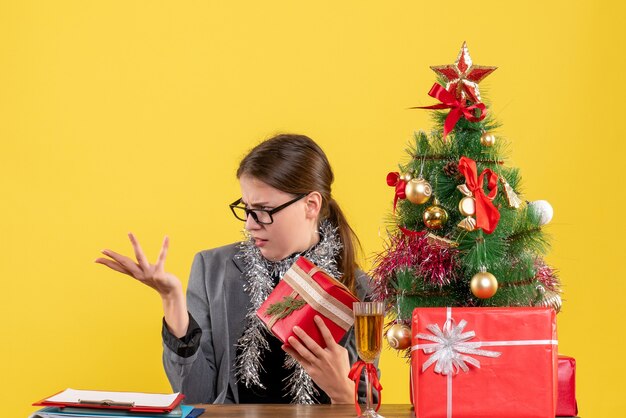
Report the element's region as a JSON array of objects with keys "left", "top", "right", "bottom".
[{"left": 234, "top": 220, "right": 342, "bottom": 404}]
